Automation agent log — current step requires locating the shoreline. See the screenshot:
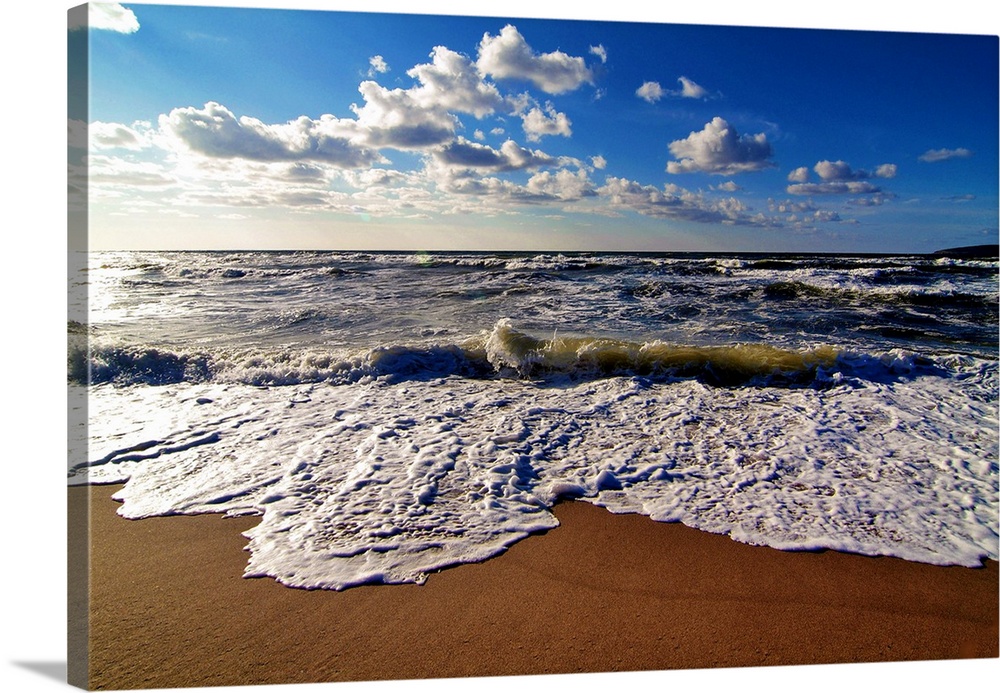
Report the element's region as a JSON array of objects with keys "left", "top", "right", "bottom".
[{"left": 74, "top": 484, "right": 998, "bottom": 690}]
